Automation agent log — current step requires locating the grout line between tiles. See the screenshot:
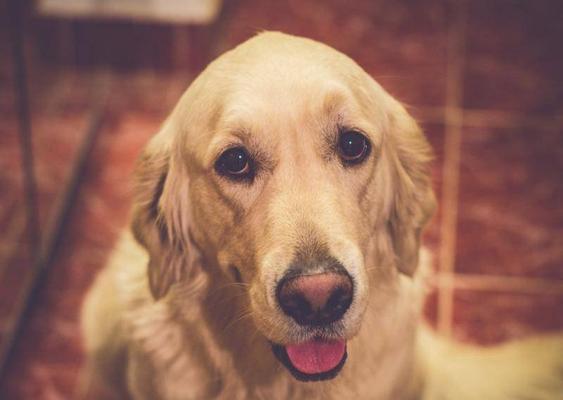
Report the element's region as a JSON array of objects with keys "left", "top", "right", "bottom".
[
  {"left": 416, "top": 106, "right": 563, "bottom": 130},
  {"left": 460, "top": 109, "right": 563, "bottom": 129},
  {"left": 437, "top": 0, "right": 466, "bottom": 337},
  {"left": 432, "top": 273, "right": 563, "bottom": 295}
]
